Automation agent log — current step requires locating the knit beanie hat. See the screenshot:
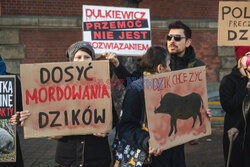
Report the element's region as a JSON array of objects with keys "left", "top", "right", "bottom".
[
  {"left": 66, "top": 41, "right": 95, "bottom": 61},
  {"left": 235, "top": 46, "right": 250, "bottom": 62}
]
